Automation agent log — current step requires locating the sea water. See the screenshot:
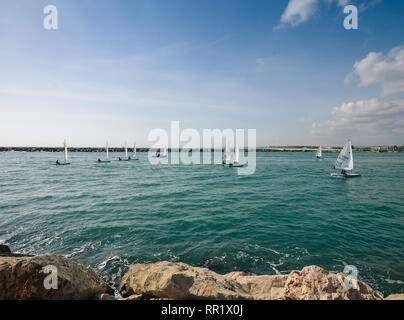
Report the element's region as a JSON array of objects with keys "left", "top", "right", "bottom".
[{"left": 0, "top": 151, "right": 403, "bottom": 295}]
